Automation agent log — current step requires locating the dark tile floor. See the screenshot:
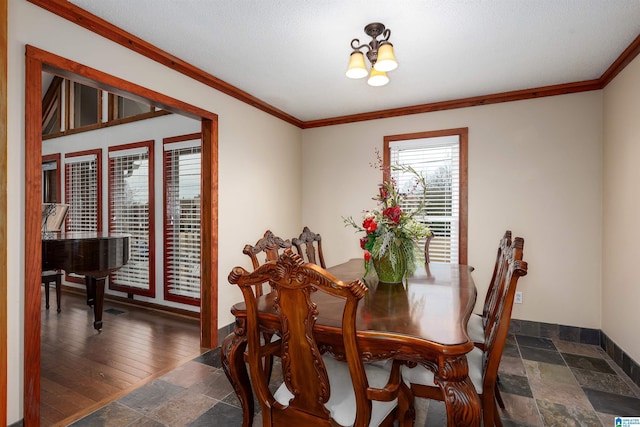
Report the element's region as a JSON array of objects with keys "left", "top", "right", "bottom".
[{"left": 70, "top": 335, "right": 640, "bottom": 426}]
